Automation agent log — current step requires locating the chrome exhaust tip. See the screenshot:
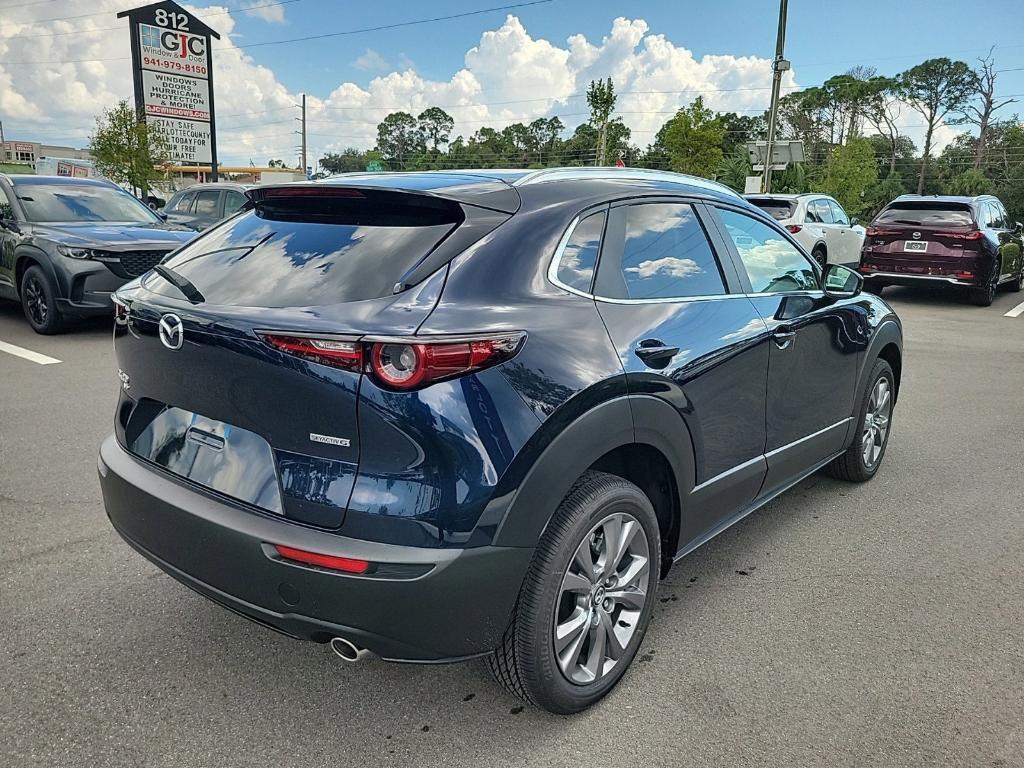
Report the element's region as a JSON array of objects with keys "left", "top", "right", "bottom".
[{"left": 329, "top": 636, "right": 370, "bottom": 662}]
